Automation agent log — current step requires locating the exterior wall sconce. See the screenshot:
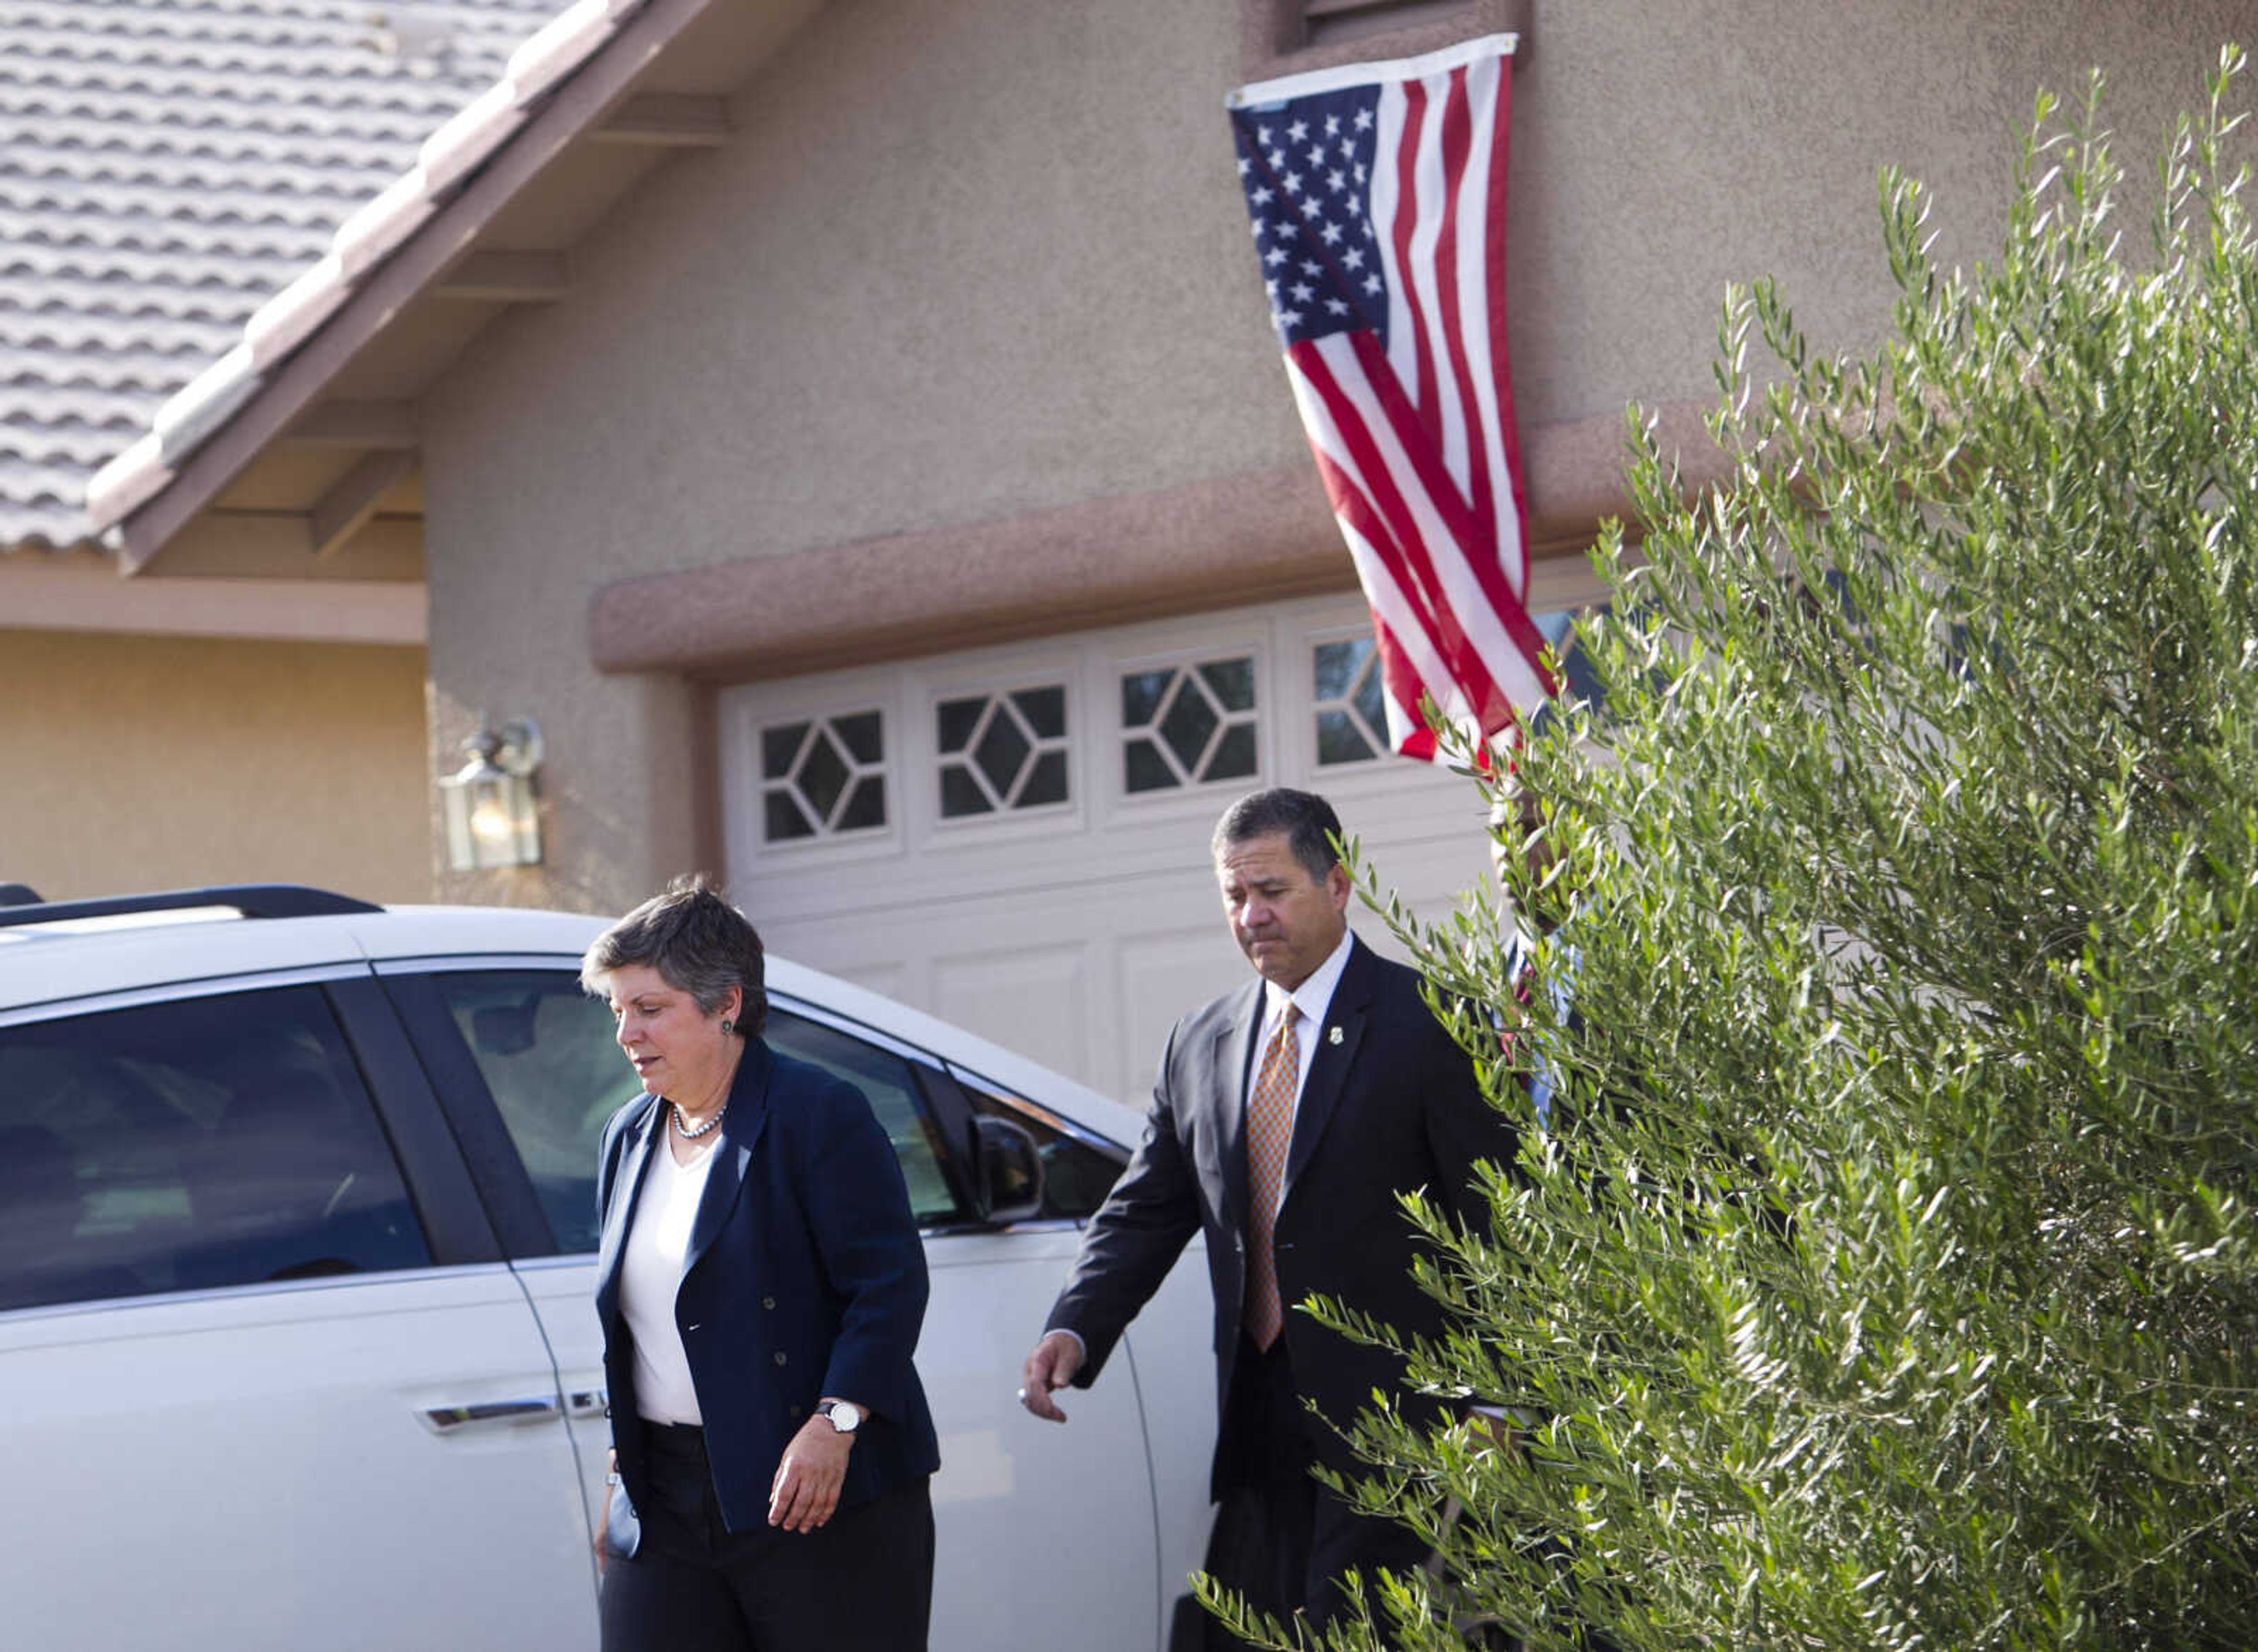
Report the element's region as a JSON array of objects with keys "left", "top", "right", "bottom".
[{"left": 440, "top": 718, "right": 544, "bottom": 871}]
